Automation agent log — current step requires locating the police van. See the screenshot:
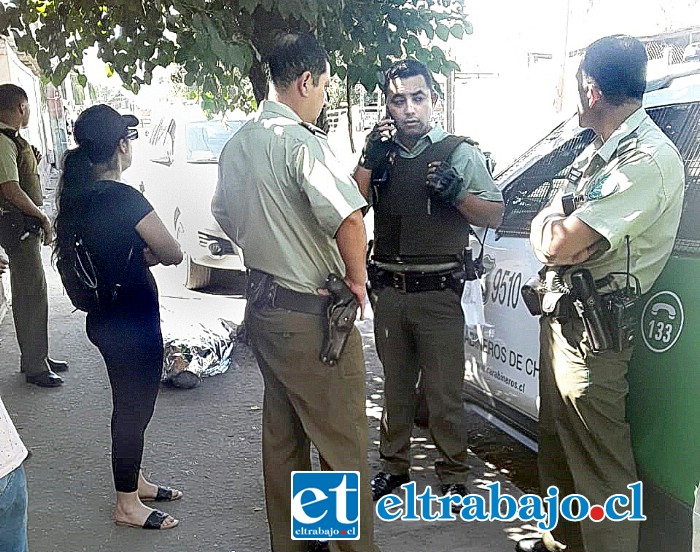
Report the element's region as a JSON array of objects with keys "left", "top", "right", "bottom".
[{"left": 463, "top": 64, "right": 700, "bottom": 551}]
